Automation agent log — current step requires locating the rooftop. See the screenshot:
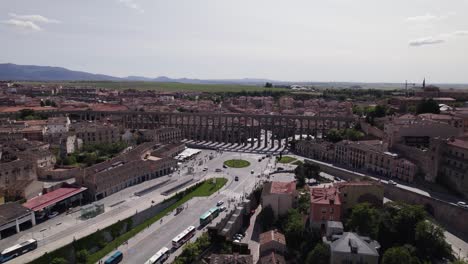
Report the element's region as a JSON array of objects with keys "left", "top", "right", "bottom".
[
  {"left": 264, "top": 181, "right": 296, "bottom": 195},
  {"left": 210, "top": 254, "right": 253, "bottom": 264},
  {"left": 259, "top": 230, "right": 286, "bottom": 245},
  {"left": 258, "top": 252, "right": 286, "bottom": 264},
  {"left": 0, "top": 203, "right": 32, "bottom": 226},
  {"left": 23, "top": 187, "right": 87, "bottom": 212},
  {"left": 310, "top": 186, "right": 341, "bottom": 205},
  {"left": 447, "top": 138, "right": 468, "bottom": 150},
  {"left": 330, "top": 232, "right": 380, "bottom": 256}
]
